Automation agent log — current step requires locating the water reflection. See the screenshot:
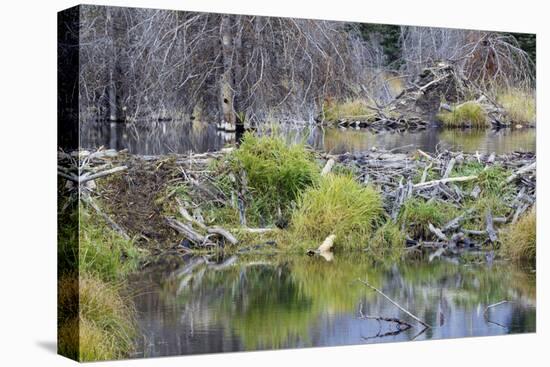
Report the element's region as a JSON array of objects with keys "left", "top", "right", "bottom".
[
  {"left": 129, "top": 254, "right": 535, "bottom": 358},
  {"left": 81, "top": 120, "right": 535, "bottom": 155}
]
